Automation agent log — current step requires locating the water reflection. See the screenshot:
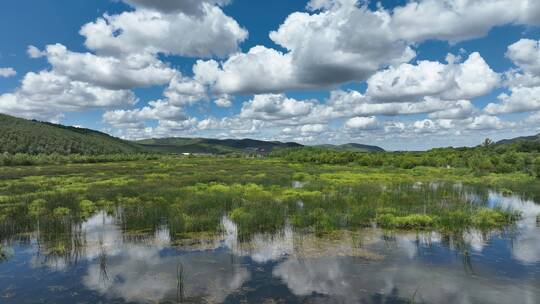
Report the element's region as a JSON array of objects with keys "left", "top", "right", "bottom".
[
  {"left": 273, "top": 255, "right": 539, "bottom": 304},
  {"left": 73, "top": 213, "right": 250, "bottom": 303},
  {"left": 29, "top": 212, "right": 124, "bottom": 270},
  {"left": 272, "top": 190, "right": 540, "bottom": 304},
  {"left": 1, "top": 187, "right": 539, "bottom": 303},
  {"left": 83, "top": 246, "right": 249, "bottom": 303},
  {"left": 488, "top": 192, "right": 540, "bottom": 264}
]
